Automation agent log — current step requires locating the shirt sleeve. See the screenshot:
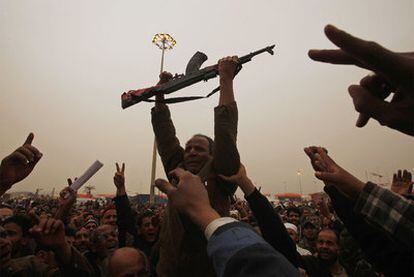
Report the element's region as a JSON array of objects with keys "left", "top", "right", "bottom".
[
  {"left": 354, "top": 182, "right": 414, "bottom": 247},
  {"left": 151, "top": 104, "right": 184, "bottom": 175},
  {"left": 213, "top": 101, "right": 240, "bottom": 195},
  {"left": 245, "top": 188, "right": 300, "bottom": 267},
  {"left": 207, "top": 221, "right": 299, "bottom": 277}
]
